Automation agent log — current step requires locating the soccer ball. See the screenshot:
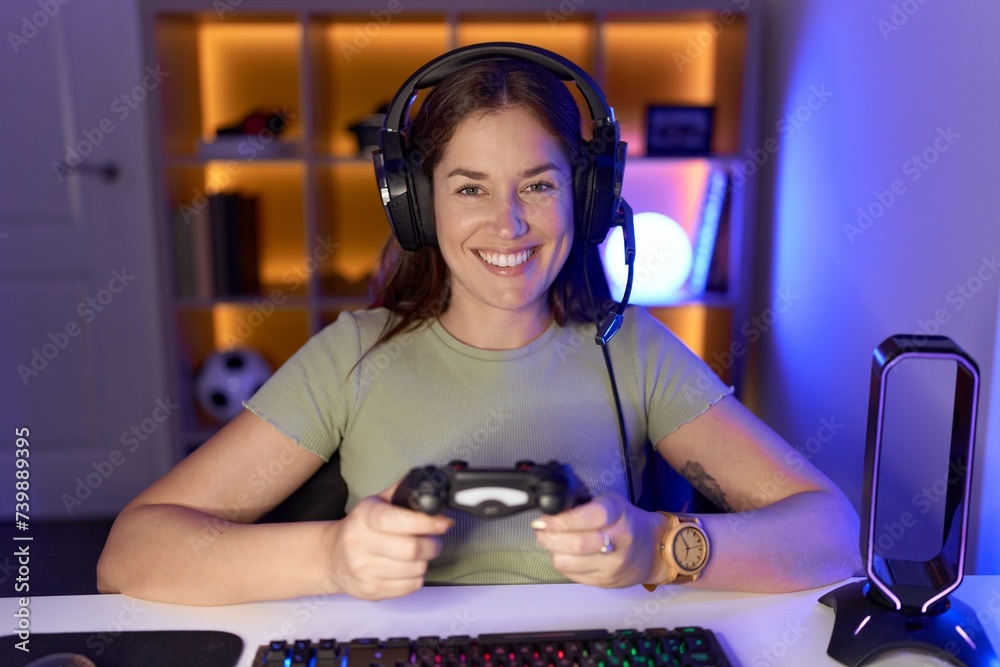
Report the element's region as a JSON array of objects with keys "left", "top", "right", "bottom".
[{"left": 195, "top": 348, "right": 272, "bottom": 423}]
